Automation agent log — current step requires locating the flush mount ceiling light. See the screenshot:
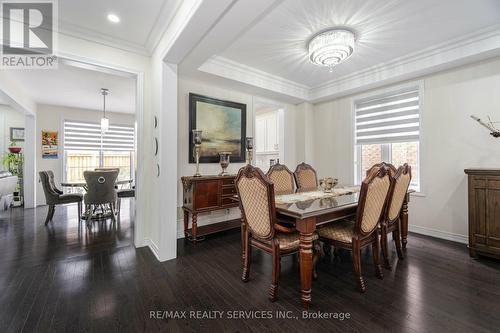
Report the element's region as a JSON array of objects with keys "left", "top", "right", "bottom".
[
  {"left": 308, "top": 29, "right": 355, "bottom": 72},
  {"left": 107, "top": 13, "right": 120, "bottom": 23}
]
